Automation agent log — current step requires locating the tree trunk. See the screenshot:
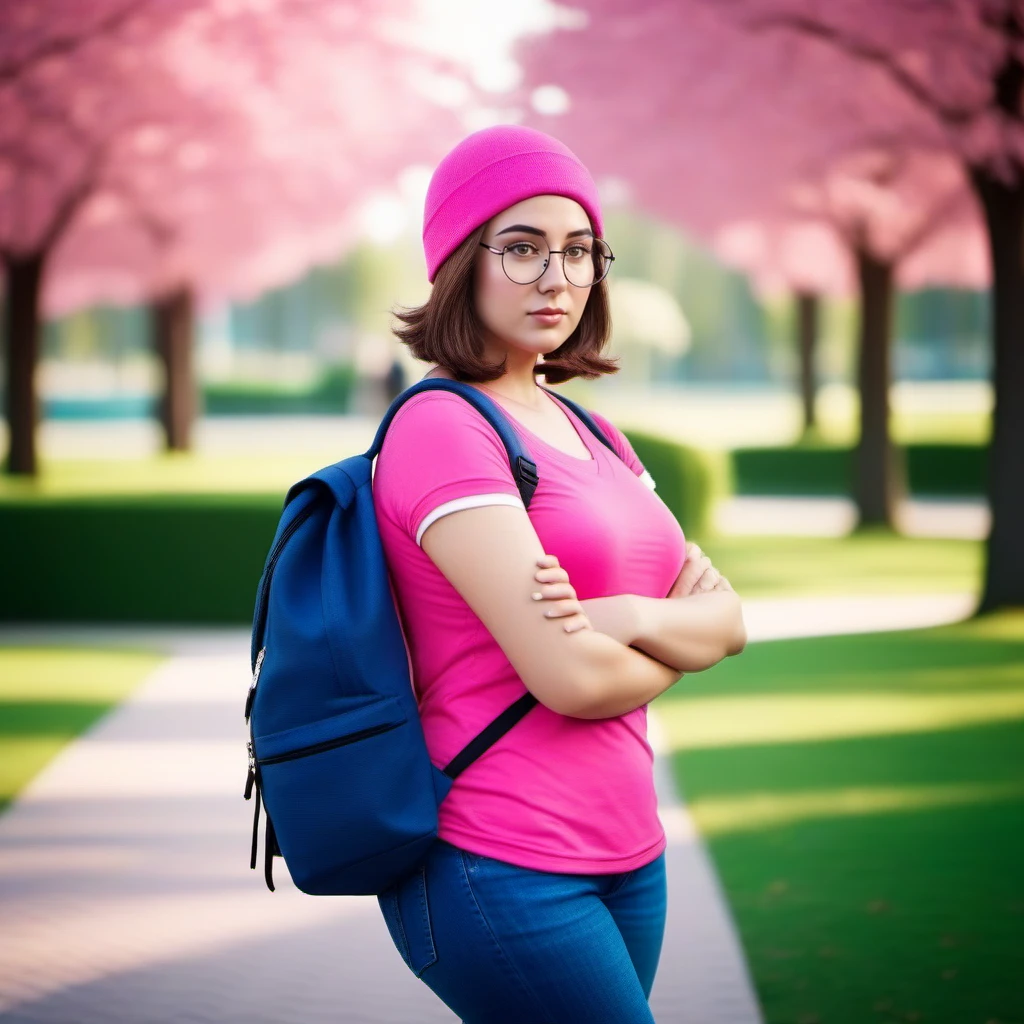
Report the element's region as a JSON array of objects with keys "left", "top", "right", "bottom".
[
  {"left": 152, "top": 287, "right": 195, "bottom": 451},
  {"left": 973, "top": 173, "right": 1024, "bottom": 612},
  {"left": 3, "top": 254, "right": 45, "bottom": 476},
  {"left": 853, "top": 250, "right": 904, "bottom": 528},
  {"left": 795, "top": 290, "right": 818, "bottom": 436}
]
